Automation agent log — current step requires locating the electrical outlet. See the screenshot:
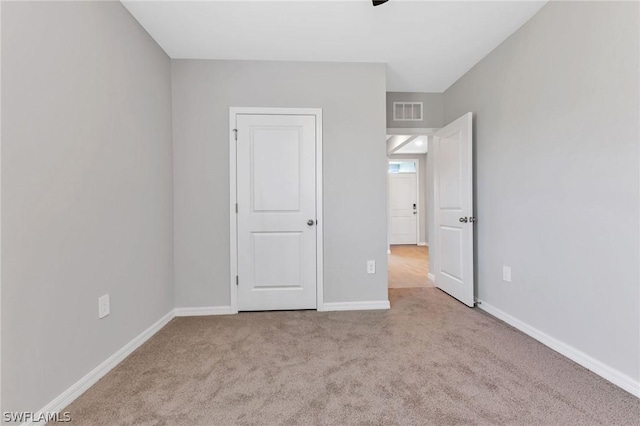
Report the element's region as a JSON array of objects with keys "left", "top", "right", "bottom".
[
  {"left": 367, "top": 260, "right": 376, "bottom": 274},
  {"left": 98, "top": 294, "right": 110, "bottom": 319},
  {"left": 502, "top": 266, "right": 512, "bottom": 283}
]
